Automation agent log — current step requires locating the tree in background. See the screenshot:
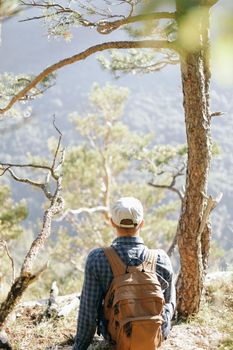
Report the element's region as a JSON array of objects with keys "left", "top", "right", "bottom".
[
  {"left": 0, "top": 0, "right": 226, "bottom": 317},
  {"left": 48, "top": 83, "right": 181, "bottom": 293}
]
